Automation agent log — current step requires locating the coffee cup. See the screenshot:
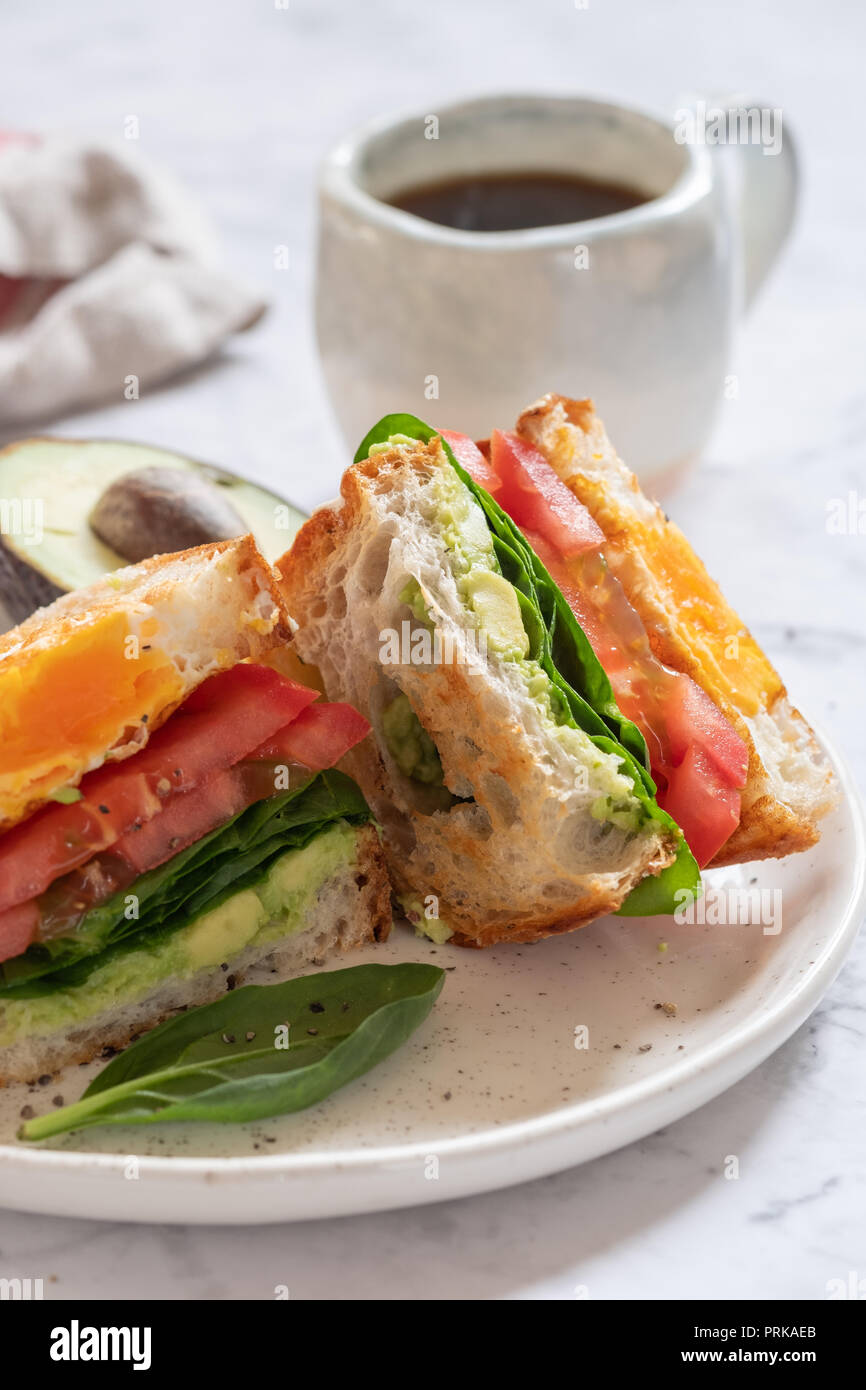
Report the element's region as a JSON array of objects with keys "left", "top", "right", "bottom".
[{"left": 316, "top": 92, "right": 796, "bottom": 485}]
